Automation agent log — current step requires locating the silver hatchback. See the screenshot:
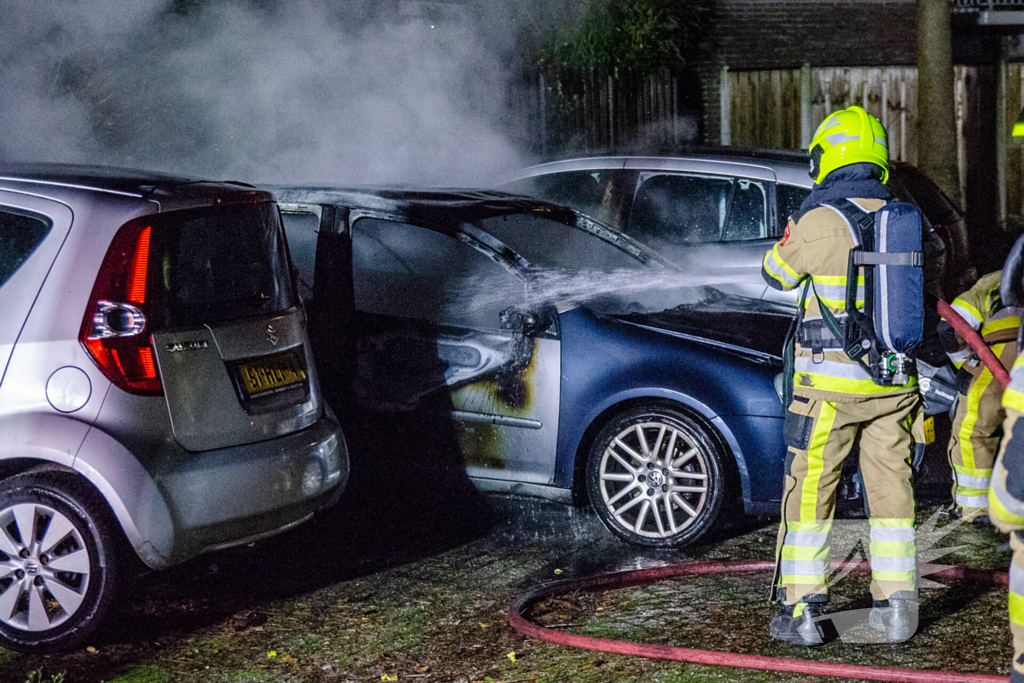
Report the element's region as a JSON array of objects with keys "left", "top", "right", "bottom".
[{"left": 0, "top": 164, "right": 348, "bottom": 651}]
